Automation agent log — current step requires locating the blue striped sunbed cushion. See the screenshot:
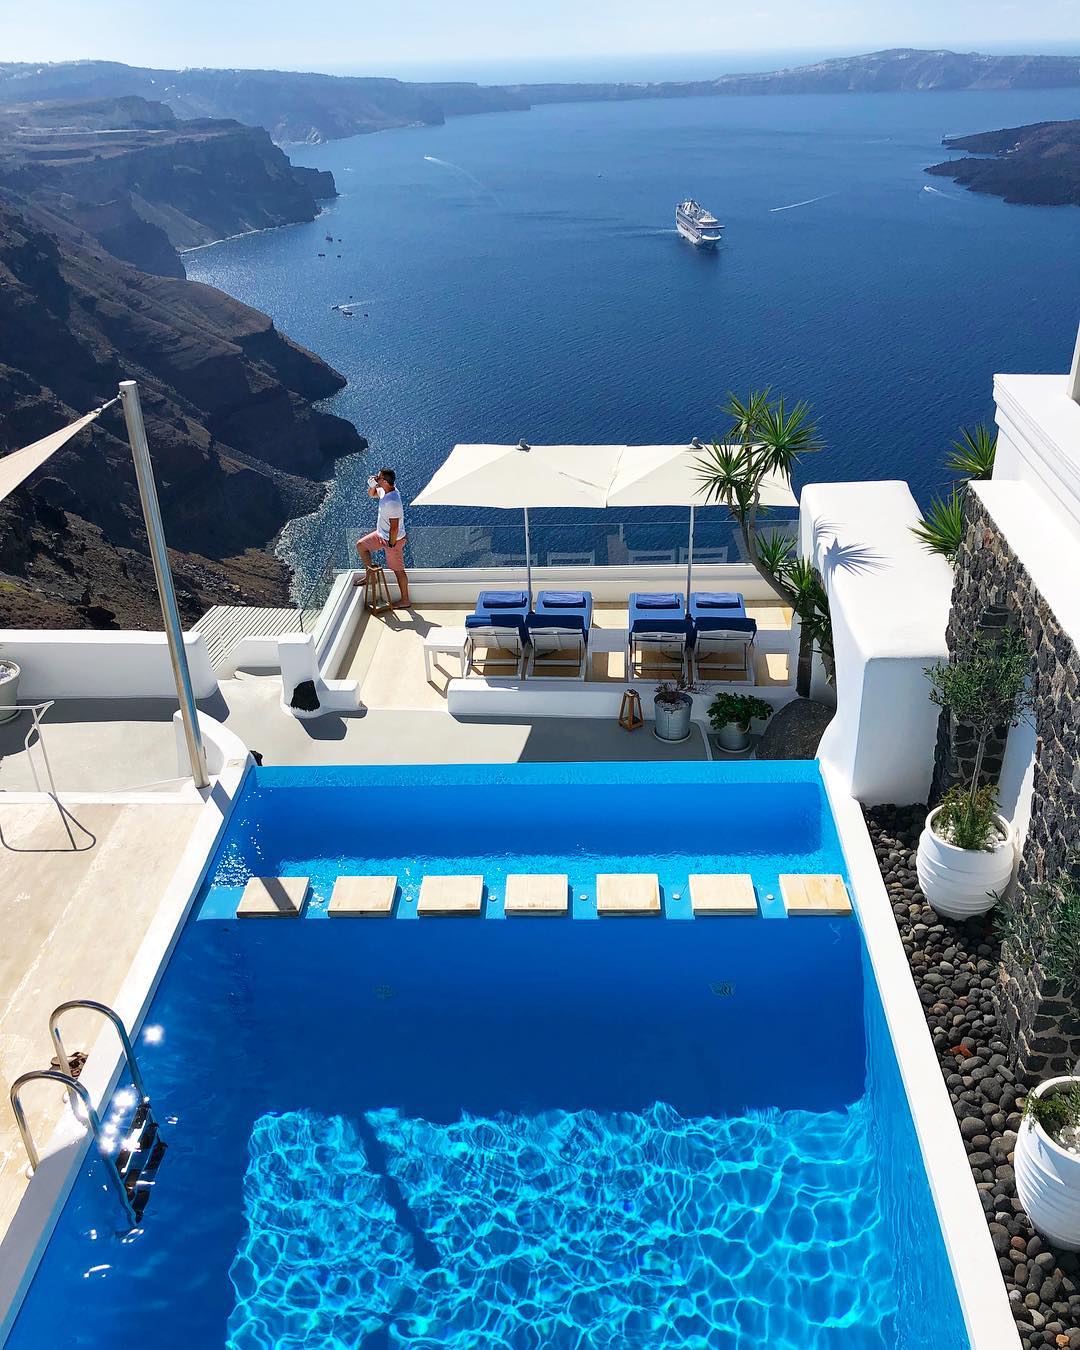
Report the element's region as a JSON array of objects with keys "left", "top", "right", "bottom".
[{"left": 635, "top": 593, "right": 680, "bottom": 609}]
